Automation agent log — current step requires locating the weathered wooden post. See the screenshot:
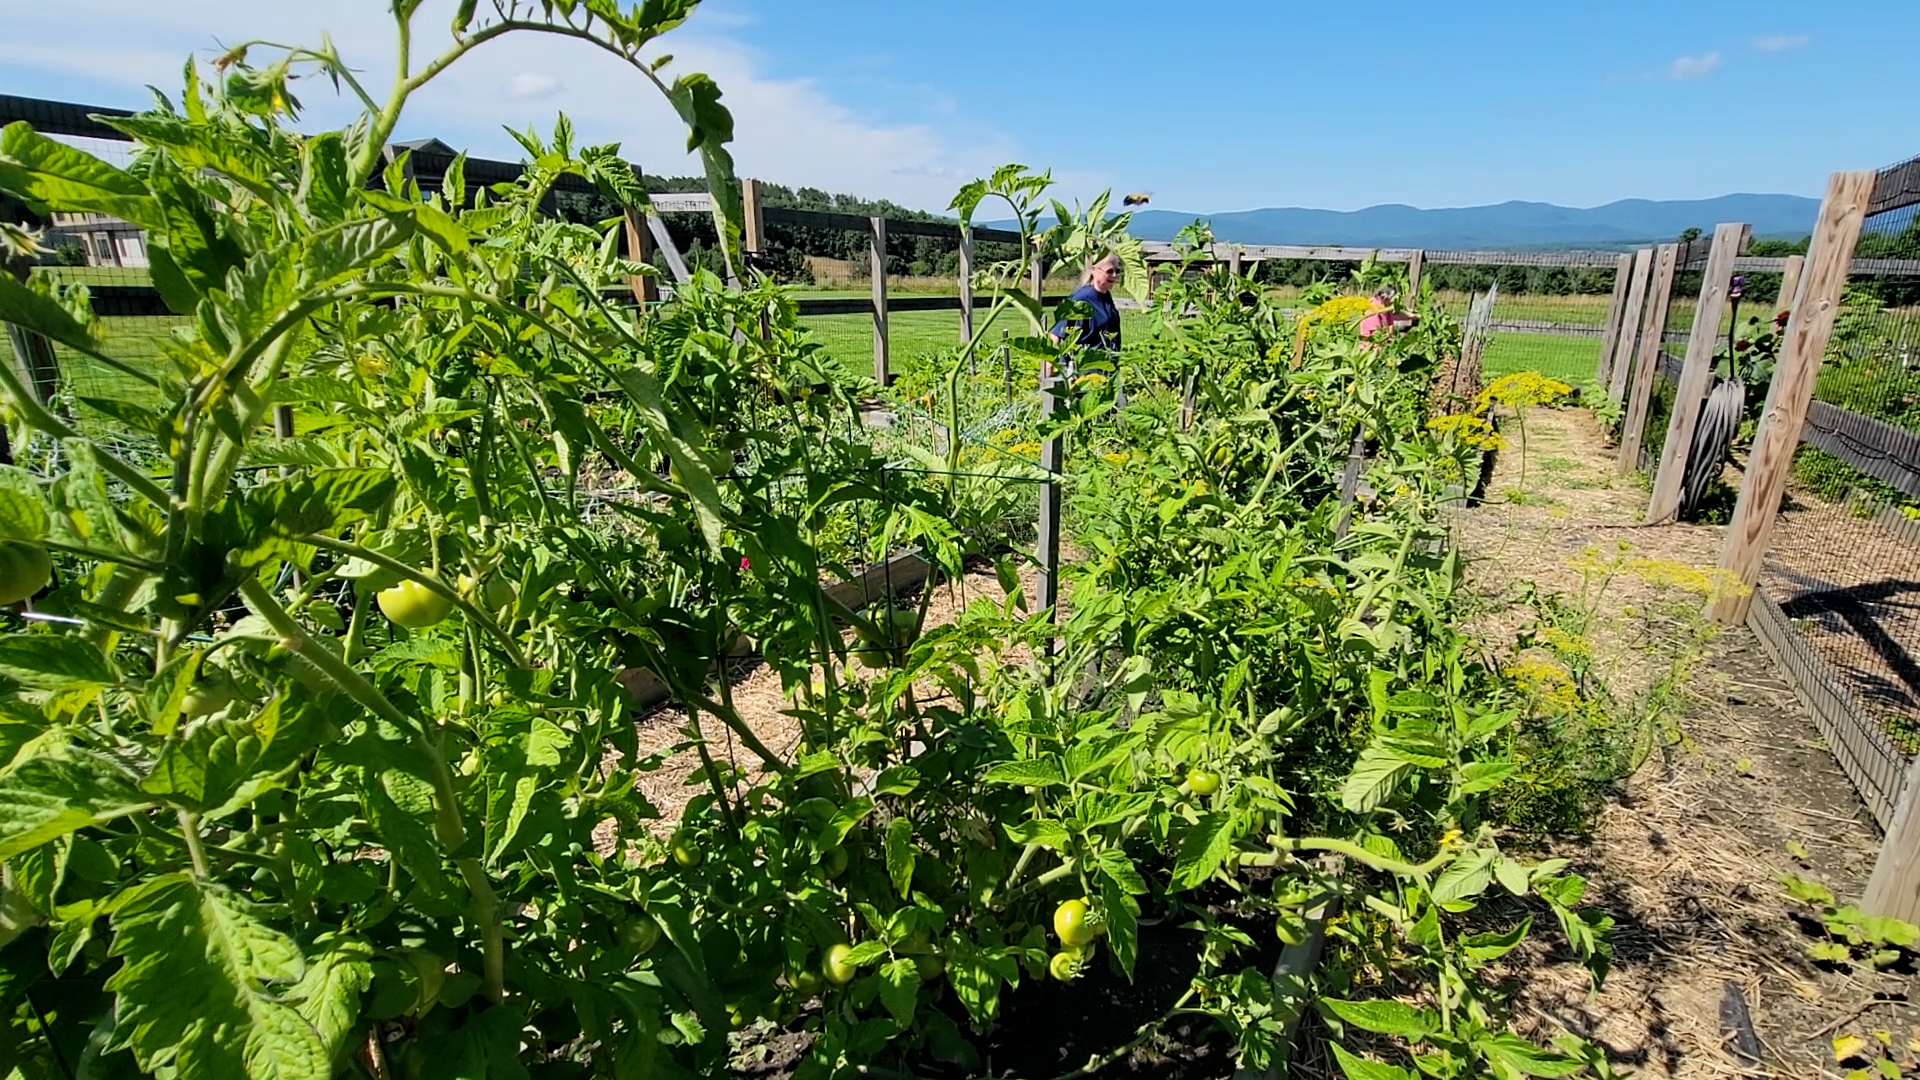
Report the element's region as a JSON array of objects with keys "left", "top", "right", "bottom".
[
  {"left": 1038, "top": 397, "right": 1063, "bottom": 647},
  {"left": 1646, "top": 222, "right": 1750, "bottom": 522},
  {"left": 1607, "top": 248, "right": 1655, "bottom": 403},
  {"left": 1405, "top": 248, "right": 1424, "bottom": 299},
  {"left": 1616, "top": 243, "right": 1679, "bottom": 474},
  {"left": 870, "top": 216, "right": 889, "bottom": 386},
  {"left": 1709, "top": 170, "right": 1876, "bottom": 625},
  {"left": 1774, "top": 254, "right": 1806, "bottom": 317},
  {"left": 741, "top": 177, "right": 765, "bottom": 268},
  {"left": 1595, "top": 253, "right": 1634, "bottom": 386},
  {"left": 958, "top": 224, "right": 975, "bottom": 347}
]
